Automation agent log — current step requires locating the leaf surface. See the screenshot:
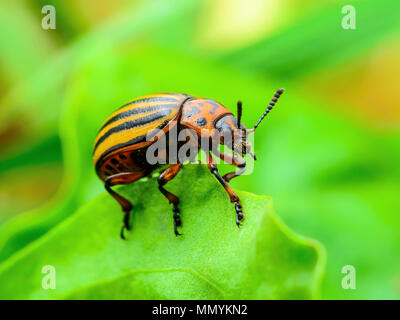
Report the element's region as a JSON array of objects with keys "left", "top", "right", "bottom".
[{"left": 0, "top": 165, "right": 324, "bottom": 300}]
